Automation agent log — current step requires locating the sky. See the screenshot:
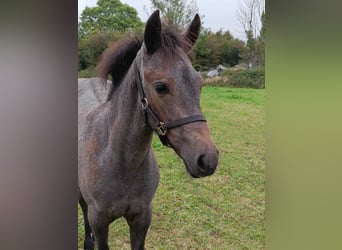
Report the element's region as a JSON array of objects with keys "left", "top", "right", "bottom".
[{"left": 78, "top": 0, "right": 247, "bottom": 41}]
